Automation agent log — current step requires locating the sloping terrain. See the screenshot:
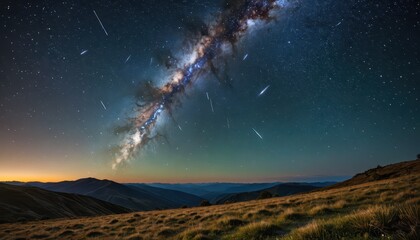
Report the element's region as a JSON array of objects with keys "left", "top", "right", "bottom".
[
  {"left": 214, "top": 183, "right": 320, "bottom": 204},
  {"left": 327, "top": 159, "right": 420, "bottom": 189},
  {"left": 27, "top": 178, "right": 204, "bottom": 211},
  {"left": 0, "top": 159, "right": 418, "bottom": 239},
  {"left": 0, "top": 183, "right": 129, "bottom": 223}
]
